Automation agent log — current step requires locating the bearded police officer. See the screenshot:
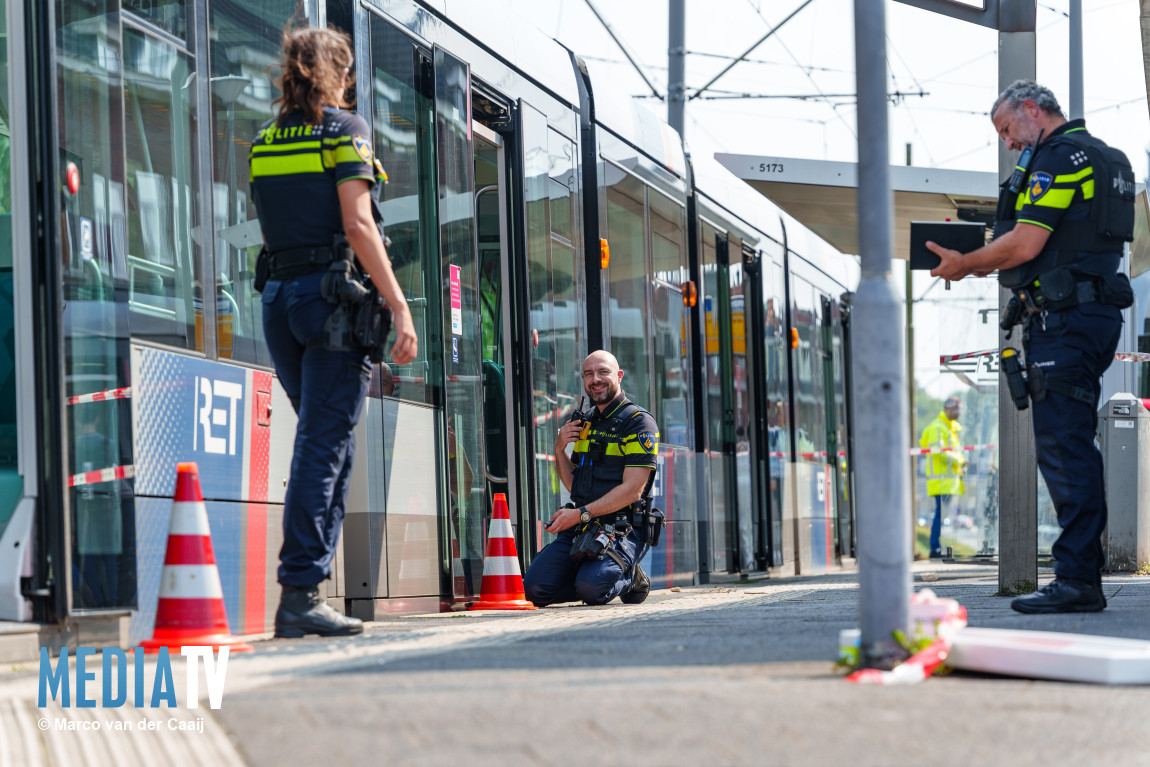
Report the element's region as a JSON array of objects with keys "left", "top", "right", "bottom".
[
  {"left": 928, "top": 80, "right": 1134, "bottom": 614},
  {"left": 523, "top": 351, "right": 659, "bottom": 606}
]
